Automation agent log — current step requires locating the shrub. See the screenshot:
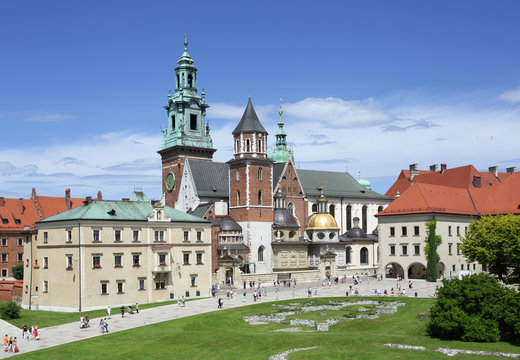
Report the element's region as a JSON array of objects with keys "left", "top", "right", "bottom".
[
  {"left": 12, "top": 264, "right": 24, "bottom": 280},
  {"left": 427, "top": 273, "right": 520, "bottom": 342},
  {"left": 0, "top": 301, "right": 21, "bottom": 320}
]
